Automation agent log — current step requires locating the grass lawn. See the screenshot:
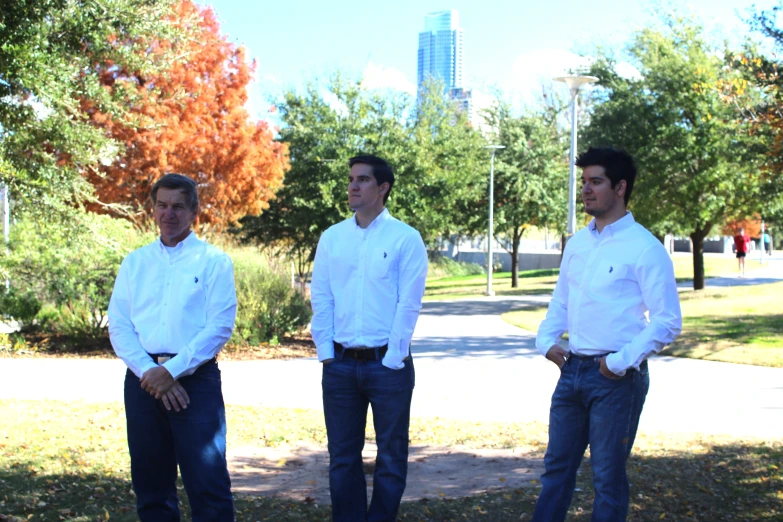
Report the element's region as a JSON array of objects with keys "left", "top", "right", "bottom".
[
  {"left": 670, "top": 254, "right": 744, "bottom": 281},
  {"left": 502, "top": 281, "right": 783, "bottom": 368},
  {"left": 425, "top": 269, "right": 559, "bottom": 301},
  {"left": 424, "top": 255, "right": 745, "bottom": 301},
  {"left": 1, "top": 400, "right": 781, "bottom": 521}
]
